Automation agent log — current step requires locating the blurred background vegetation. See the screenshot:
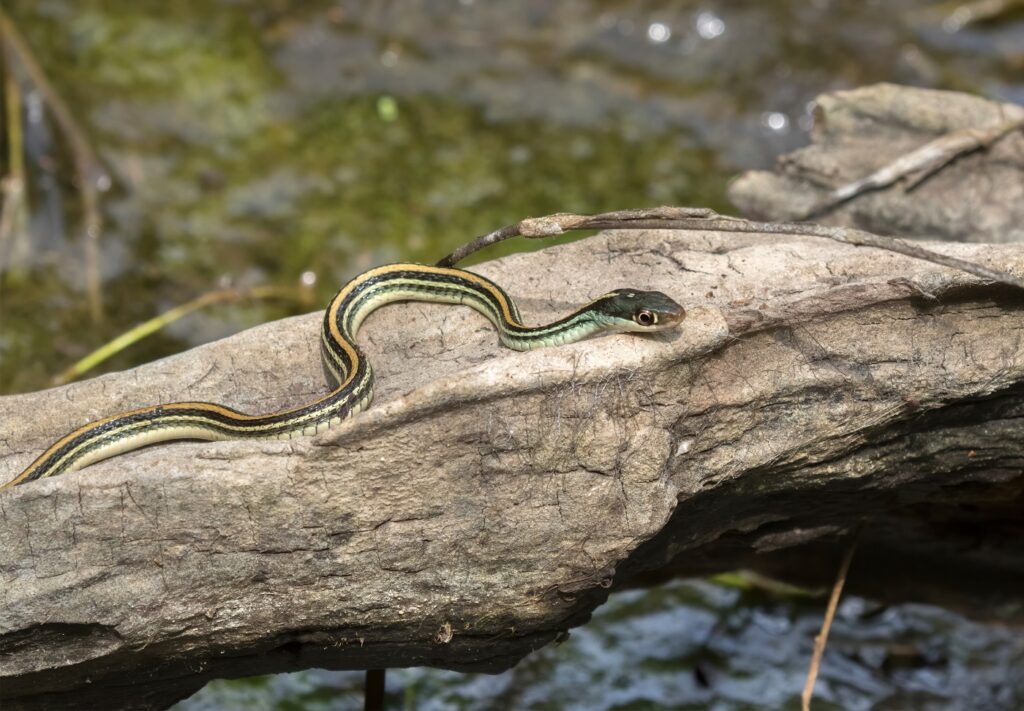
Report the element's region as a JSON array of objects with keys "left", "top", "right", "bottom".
[{"left": 2, "top": 1, "right": 1023, "bottom": 708}]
